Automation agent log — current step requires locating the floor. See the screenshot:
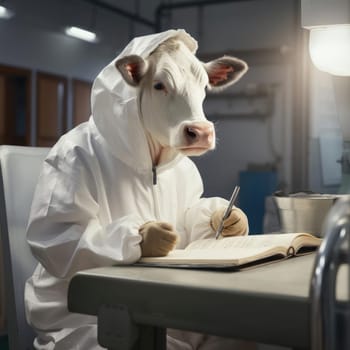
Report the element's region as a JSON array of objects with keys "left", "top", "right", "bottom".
[{"left": 0, "top": 334, "right": 291, "bottom": 349}]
